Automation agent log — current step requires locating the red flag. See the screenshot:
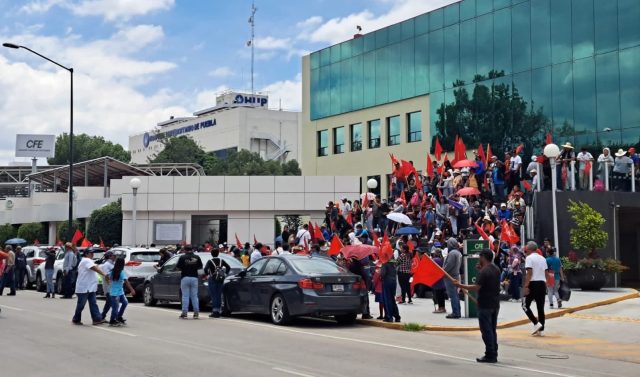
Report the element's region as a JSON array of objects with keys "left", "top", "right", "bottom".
[
  {"left": 400, "top": 160, "right": 416, "bottom": 178},
  {"left": 314, "top": 222, "right": 324, "bottom": 241},
  {"left": 411, "top": 256, "right": 446, "bottom": 288},
  {"left": 99, "top": 237, "right": 105, "bottom": 249},
  {"left": 545, "top": 132, "right": 552, "bottom": 145},
  {"left": 477, "top": 144, "right": 485, "bottom": 166},
  {"left": 80, "top": 238, "right": 91, "bottom": 248},
  {"left": 372, "top": 231, "right": 381, "bottom": 248},
  {"left": 474, "top": 223, "right": 490, "bottom": 241},
  {"left": 303, "top": 237, "right": 310, "bottom": 253},
  {"left": 456, "top": 136, "right": 467, "bottom": 162},
  {"left": 584, "top": 160, "right": 592, "bottom": 175},
  {"left": 434, "top": 137, "right": 443, "bottom": 161},
  {"left": 452, "top": 135, "right": 460, "bottom": 165},
  {"left": 71, "top": 229, "right": 83, "bottom": 245},
  {"left": 521, "top": 180, "right": 532, "bottom": 192},
  {"left": 328, "top": 235, "right": 344, "bottom": 256},
  {"left": 407, "top": 240, "right": 415, "bottom": 253},
  {"left": 379, "top": 244, "right": 394, "bottom": 263},
  {"left": 426, "top": 154, "right": 434, "bottom": 177},
  {"left": 33, "top": 239, "right": 40, "bottom": 246},
  {"left": 400, "top": 190, "right": 406, "bottom": 203},
  {"left": 308, "top": 222, "right": 316, "bottom": 241},
  {"left": 486, "top": 144, "right": 493, "bottom": 165},
  {"left": 235, "top": 233, "right": 243, "bottom": 249},
  {"left": 515, "top": 143, "right": 524, "bottom": 155},
  {"left": 253, "top": 234, "right": 258, "bottom": 245},
  {"left": 389, "top": 153, "right": 399, "bottom": 167},
  {"left": 500, "top": 220, "right": 520, "bottom": 244},
  {"left": 362, "top": 192, "right": 369, "bottom": 209},
  {"left": 382, "top": 230, "right": 390, "bottom": 247},
  {"left": 346, "top": 212, "right": 353, "bottom": 225}
]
